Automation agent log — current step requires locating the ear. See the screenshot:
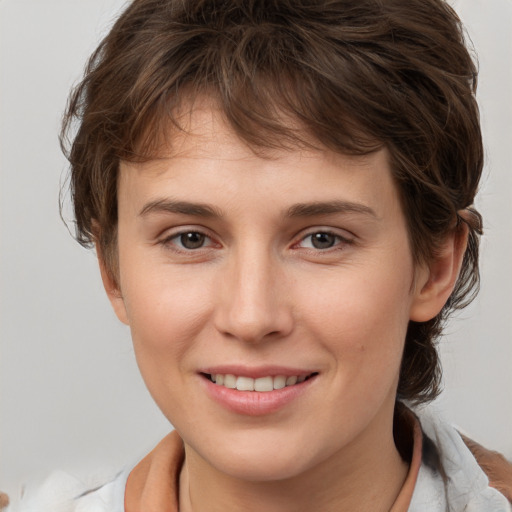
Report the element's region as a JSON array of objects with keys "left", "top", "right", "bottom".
[
  {"left": 409, "top": 222, "right": 469, "bottom": 322},
  {"left": 96, "top": 243, "right": 130, "bottom": 326}
]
